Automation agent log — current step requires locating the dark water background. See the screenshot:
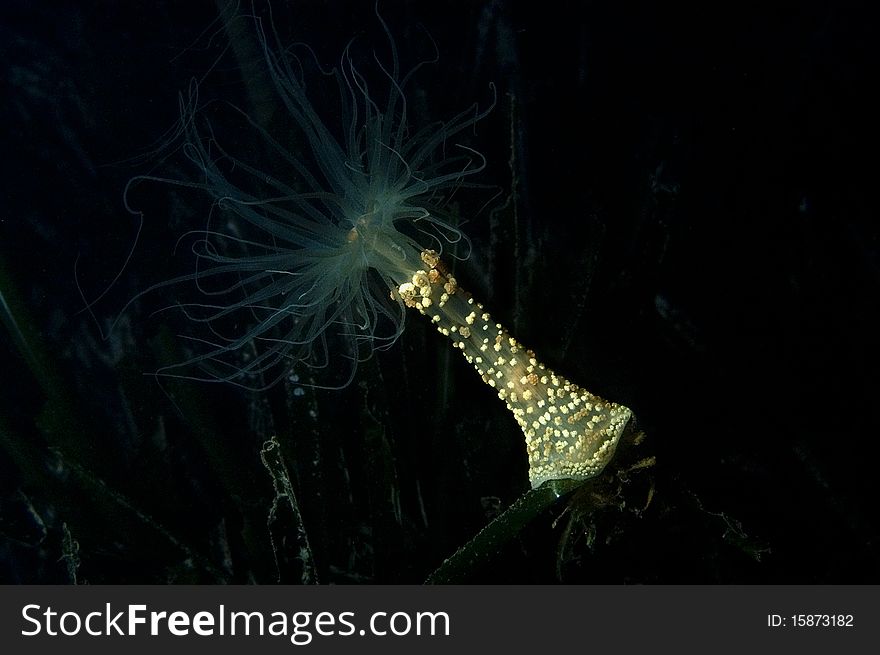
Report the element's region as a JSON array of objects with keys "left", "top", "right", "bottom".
[{"left": 0, "top": 0, "right": 877, "bottom": 583}]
